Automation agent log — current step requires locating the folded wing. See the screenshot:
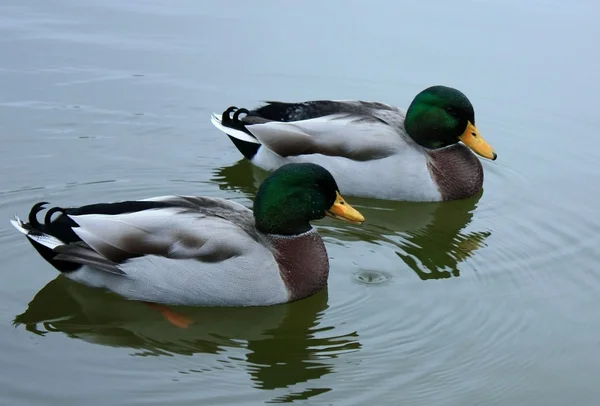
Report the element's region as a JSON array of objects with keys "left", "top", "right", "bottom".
[
  {"left": 241, "top": 100, "right": 408, "bottom": 161},
  {"left": 52, "top": 196, "right": 259, "bottom": 274}
]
